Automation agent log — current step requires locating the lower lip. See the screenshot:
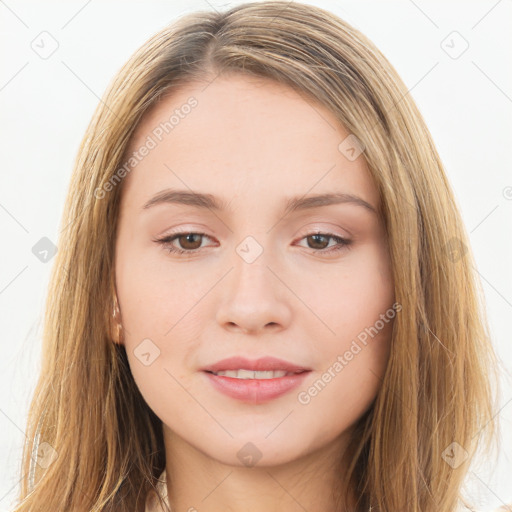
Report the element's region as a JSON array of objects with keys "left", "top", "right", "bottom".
[{"left": 203, "top": 371, "right": 311, "bottom": 404}]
